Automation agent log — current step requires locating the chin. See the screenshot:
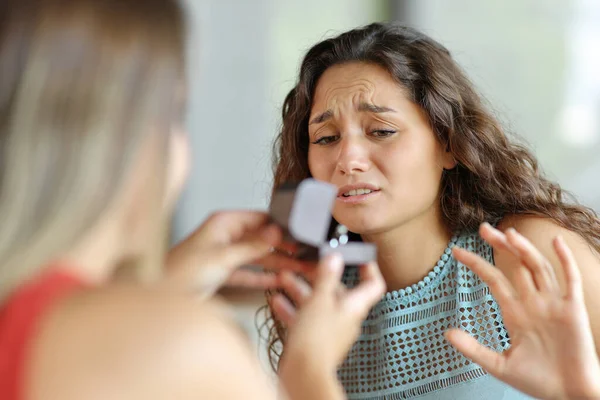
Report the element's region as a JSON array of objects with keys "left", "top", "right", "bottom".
[{"left": 334, "top": 211, "right": 386, "bottom": 236}]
